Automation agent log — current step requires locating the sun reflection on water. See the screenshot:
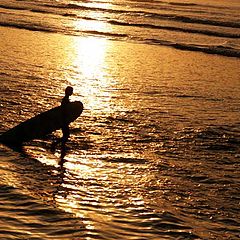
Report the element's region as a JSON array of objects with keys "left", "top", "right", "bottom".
[
  {"left": 63, "top": 15, "right": 118, "bottom": 115},
  {"left": 73, "top": 37, "right": 107, "bottom": 80},
  {"left": 68, "top": 36, "right": 116, "bottom": 114},
  {"left": 46, "top": 17, "right": 152, "bottom": 236},
  {"left": 52, "top": 151, "right": 148, "bottom": 237}
]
